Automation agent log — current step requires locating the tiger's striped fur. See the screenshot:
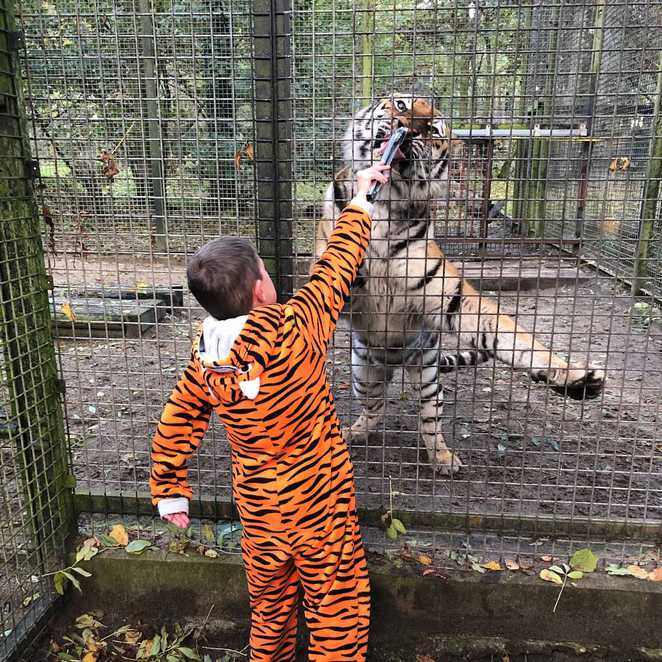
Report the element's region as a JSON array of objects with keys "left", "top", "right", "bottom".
[{"left": 315, "top": 95, "right": 605, "bottom": 474}]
